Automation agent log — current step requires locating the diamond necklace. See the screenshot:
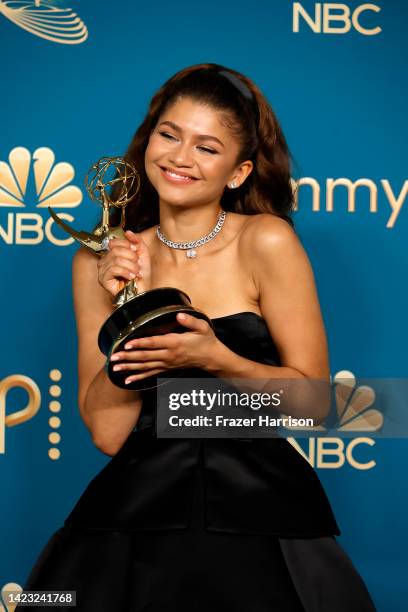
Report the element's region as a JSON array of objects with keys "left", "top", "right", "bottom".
[{"left": 156, "top": 210, "right": 227, "bottom": 258}]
